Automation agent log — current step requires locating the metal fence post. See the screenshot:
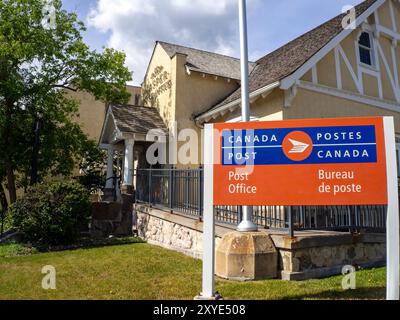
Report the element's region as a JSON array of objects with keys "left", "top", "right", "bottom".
[
  {"left": 149, "top": 166, "right": 152, "bottom": 206},
  {"left": 288, "top": 206, "right": 294, "bottom": 237},
  {"left": 198, "top": 167, "right": 203, "bottom": 219},
  {"left": 169, "top": 166, "right": 174, "bottom": 212}
]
